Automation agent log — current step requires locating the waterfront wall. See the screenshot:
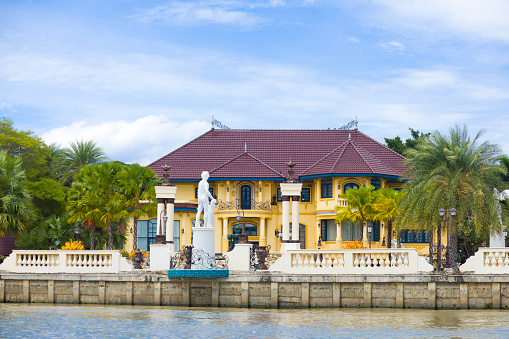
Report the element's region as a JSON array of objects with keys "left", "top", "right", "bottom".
[{"left": 2, "top": 272, "right": 509, "bottom": 309}]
